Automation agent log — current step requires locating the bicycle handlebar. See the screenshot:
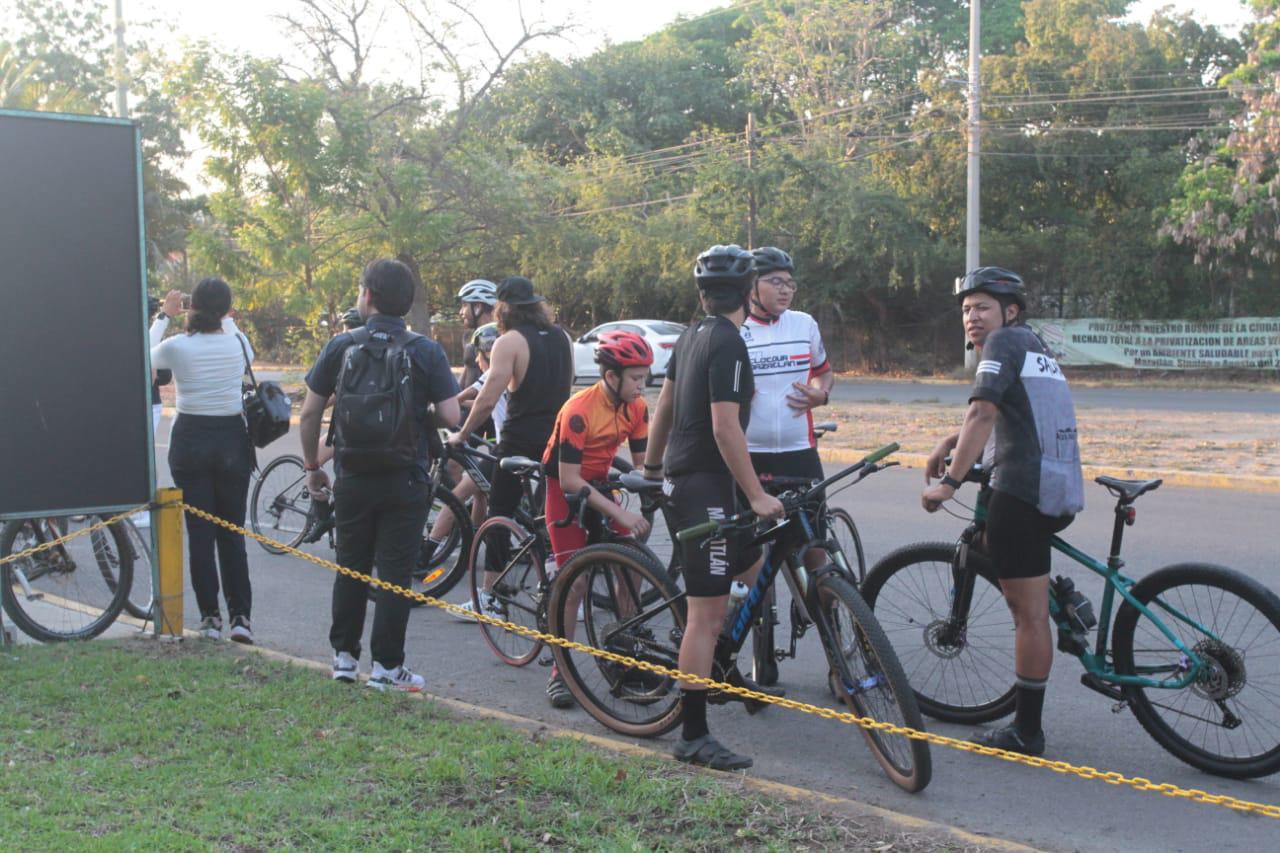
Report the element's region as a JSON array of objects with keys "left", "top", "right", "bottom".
[{"left": 674, "top": 442, "right": 900, "bottom": 543}]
